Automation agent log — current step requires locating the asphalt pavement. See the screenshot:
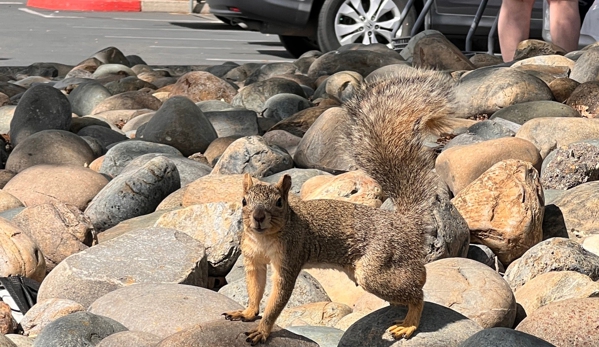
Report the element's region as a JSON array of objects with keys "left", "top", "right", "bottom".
[{"left": 0, "top": 3, "right": 295, "bottom": 67}]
